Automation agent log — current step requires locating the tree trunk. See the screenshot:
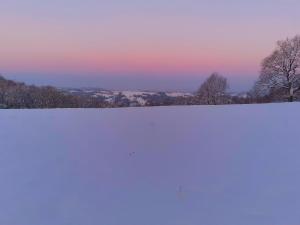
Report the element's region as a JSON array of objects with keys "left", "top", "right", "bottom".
[{"left": 289, "top": 87, "right": 294, "bottom": 102}]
